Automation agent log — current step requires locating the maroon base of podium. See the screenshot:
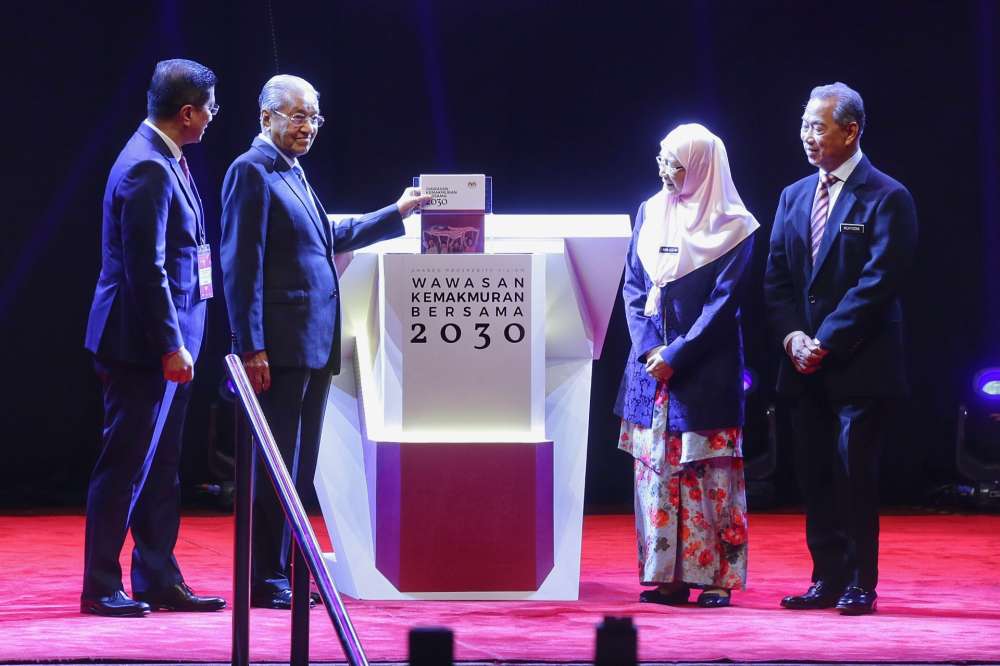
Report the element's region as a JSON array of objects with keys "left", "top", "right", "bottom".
[{"left": 374, "top": 441, "right": 553, "bottom": 592}]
